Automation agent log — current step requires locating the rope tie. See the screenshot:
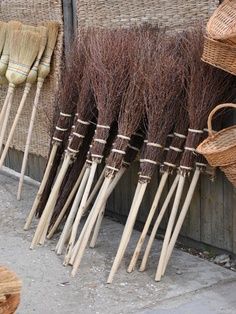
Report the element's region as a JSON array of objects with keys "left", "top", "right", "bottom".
[
  {"left": 147, "top": 142, "right": 162, "bottom": 148},
  {"left": 180, "top": 165, "right": 192, "bottom": 170},
  {"left": 139, "top": 174, "right": 151, "bottom": 180},
  {"left": 97, "top": 124, "right": 110, "bottom": 129},
  {"left": 112, "top": 149, "right": 126, "bottom": 155},
  {"left": 52, "top": 137, "right": 62, "bottom": 142},
  {"left": 117, "top": 134, "right": 130, "bottom": 140},
  {"left": 167, "top": 134, "right": 174, "bottom": 138},
  {"left": 188, "top": 128, "right": 203, "bottom": 134},
  {"left": 60, "top": 112, "right": 72, "bottom": 117},
  {"left": 94, "top": 139, "right": 107, "bottom": 144},
  {"left": 77, "top": 119, "right": 90, "bottom": 125},
  {"left": 68, "top": 147, "right": 79, "bottom": 154},
  {"left": 164, "top": 162, "right": 176, "bottom": 168},
  {"left": 56, "top": 126, "right": 68, "bottom": 132},
  {"left": 140, "top": 159, "right": 157, "bottom": 165},
  {"left": 184, "top": 147, "right": 196, "bottom": 152},
  {"left": 174, "top": 132, "right": 186, "bottom": 139},
  {"left": 195, "top": 162, "right": 207, "bottom": 167},
  {"left": 169, "top": 146, "right": 183, "bottom": 153},
  {"left": 73, "top": 132, "right": 85, "bottom": 138}
]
